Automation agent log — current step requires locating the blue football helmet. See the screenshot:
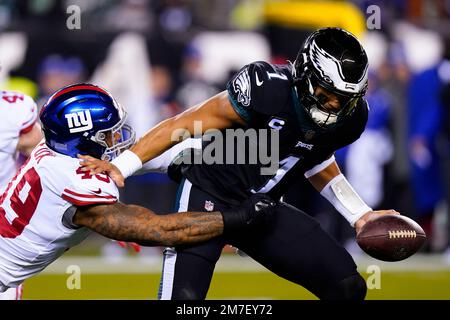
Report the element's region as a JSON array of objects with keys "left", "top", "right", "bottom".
[{"left": 40, "top": 83, "right": 136, "bottom": 160}]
